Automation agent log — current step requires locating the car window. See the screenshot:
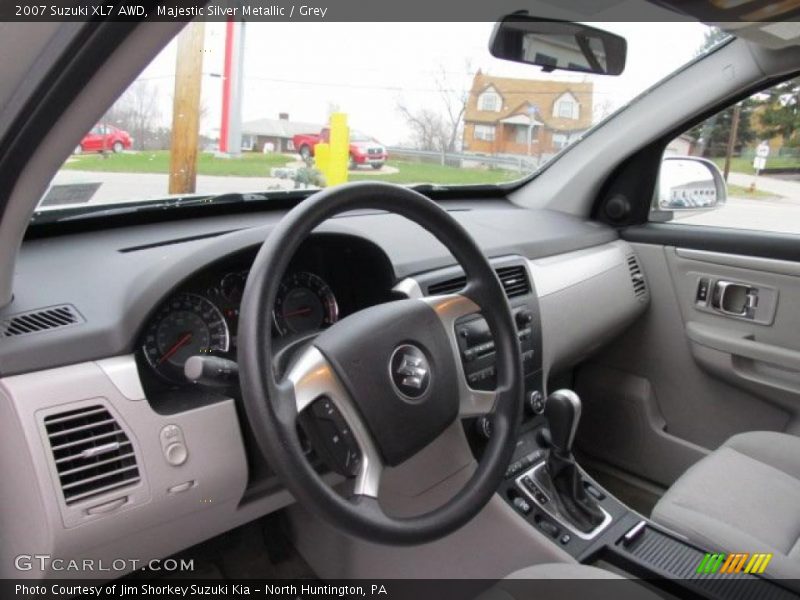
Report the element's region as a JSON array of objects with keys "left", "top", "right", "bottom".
[
  {"left": 656, "top": 75, "right": 800, "bottom": 235},
  {"left": 35, "top": 21, "right": 715, "bottom": 218}
]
